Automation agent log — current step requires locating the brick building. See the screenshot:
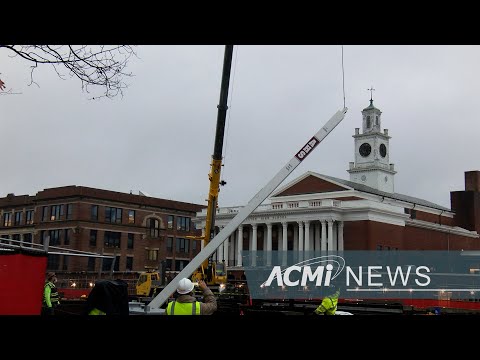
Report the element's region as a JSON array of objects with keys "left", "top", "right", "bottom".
[
  {"left": 0, "top": 186, "right": 205, "bottom": 277},
  {"left": 196, "top": 100, "right": 480, "bottom": 275}
]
